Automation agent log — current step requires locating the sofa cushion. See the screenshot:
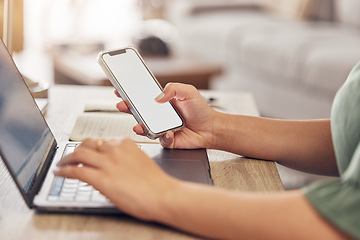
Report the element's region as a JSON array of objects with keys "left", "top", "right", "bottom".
[
  {"left": 176, "top": 10, "right": 279, "bottom": 64},
  {"left": 335, "top": 0, "right": 360, "bottom": 27},
  {"left": 237, "top": 22, "right": 360, "bottom": 93},
  {"left": 300, "top": 36, "right": 360, "bottom": 94},
  {"left": 238, "top": 23, "right": 312, "bottom": 84}
]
